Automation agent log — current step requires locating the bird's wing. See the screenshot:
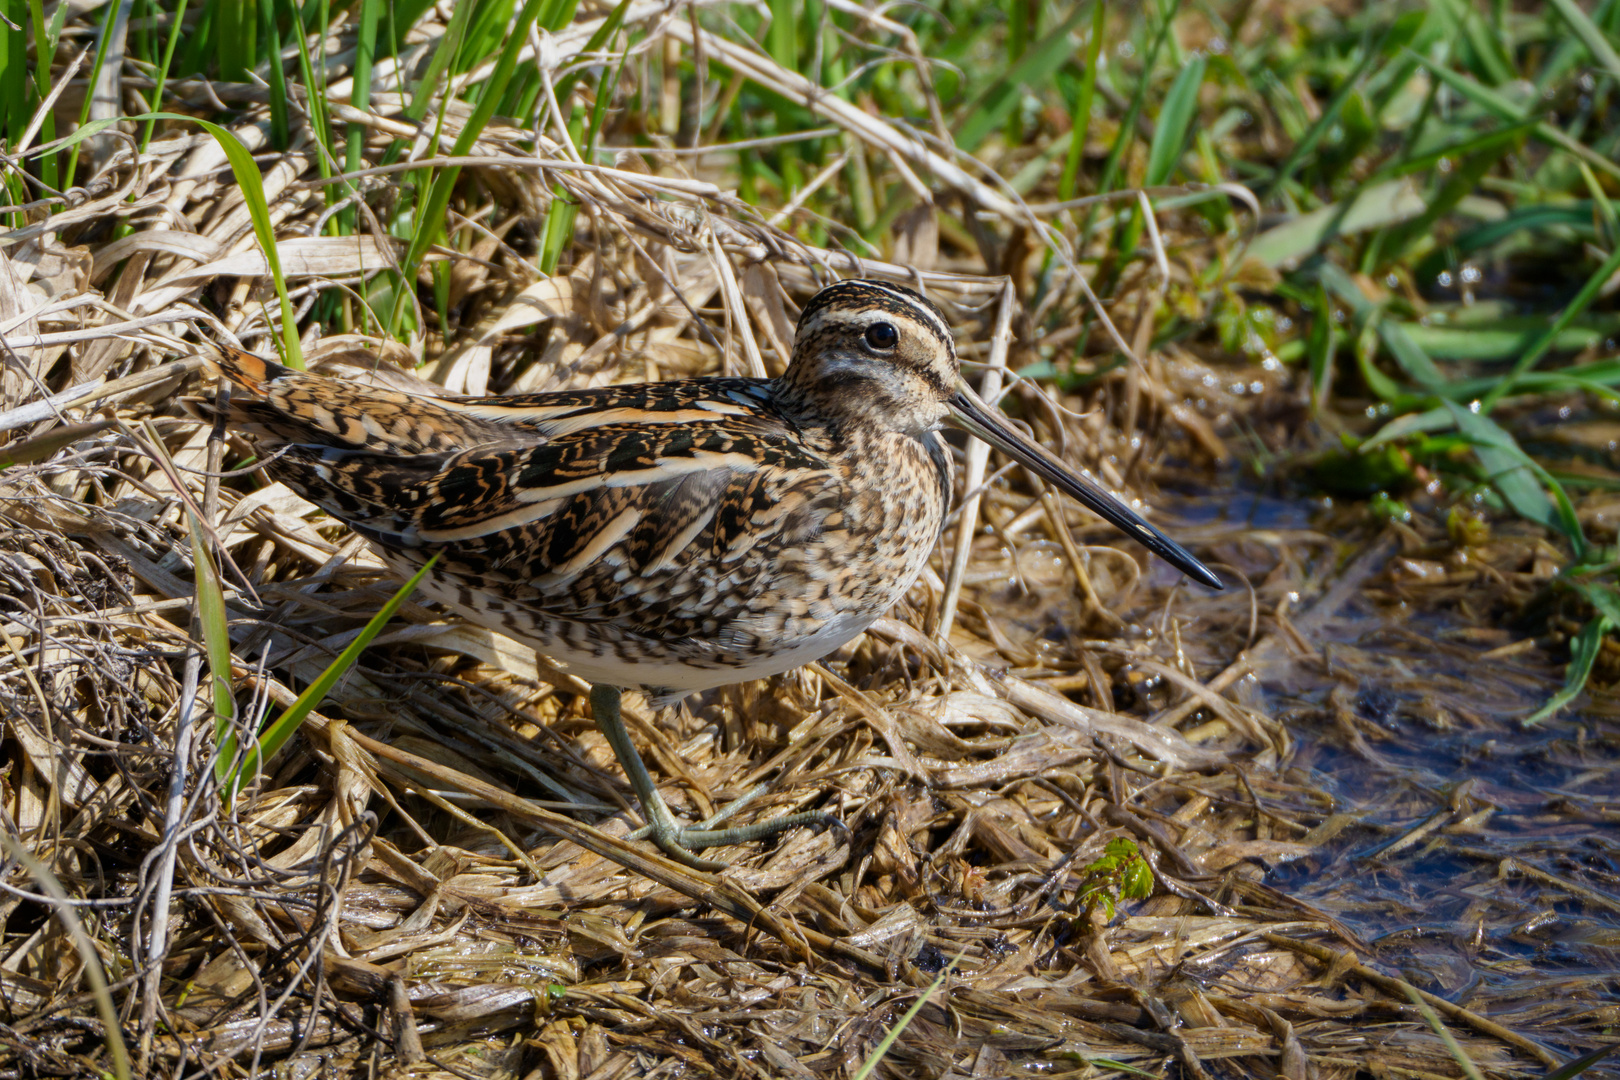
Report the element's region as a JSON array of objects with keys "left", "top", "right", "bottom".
[
  {"left": 192, "top": 346, "right": 779, "bottom": 452},
  {"left": 199, "top": 347, "right": 843, "bottom": 623},
  {"left": 270, "top": 418, "right": 842, "bottom": 622}
]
